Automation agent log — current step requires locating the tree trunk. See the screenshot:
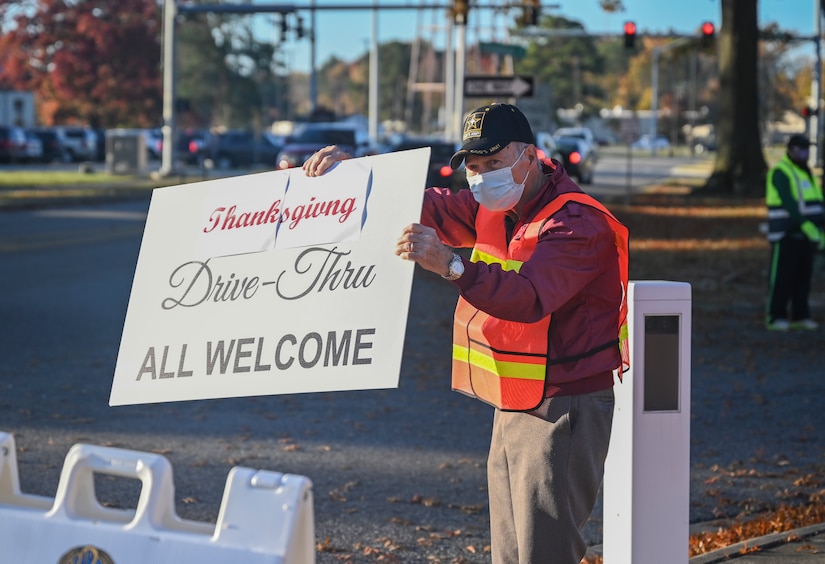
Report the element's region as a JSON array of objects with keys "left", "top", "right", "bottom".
[{"left": 706, "top": 0, "right": 768, "bottom": 195}]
